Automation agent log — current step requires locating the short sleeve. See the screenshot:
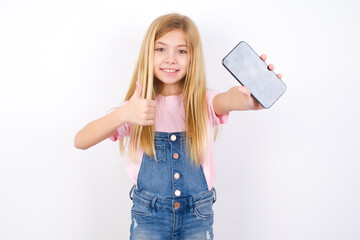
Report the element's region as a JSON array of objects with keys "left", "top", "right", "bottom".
[
  {"left": 109, "top": 123, "right": 130, "bottom": 141},
  {"left": 206, "top": 89, "right": 230, "bottom": 127}
]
